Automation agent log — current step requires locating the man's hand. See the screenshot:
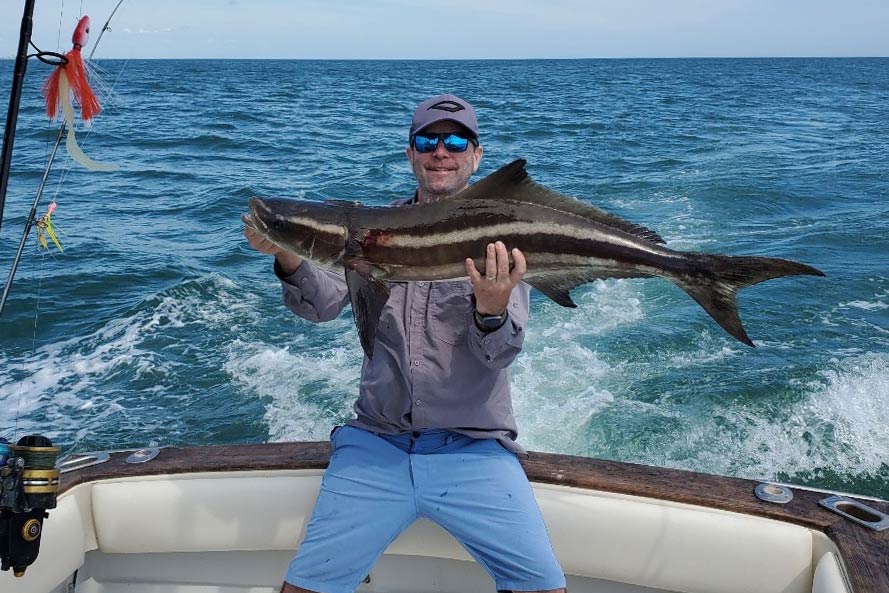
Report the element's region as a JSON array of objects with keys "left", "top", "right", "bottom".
[
  {"left": 465, "top": 241, "right": 527, "bottom": 315},
  {"left": 242, "top": 213, "right": 303, "bottom": 275}
]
